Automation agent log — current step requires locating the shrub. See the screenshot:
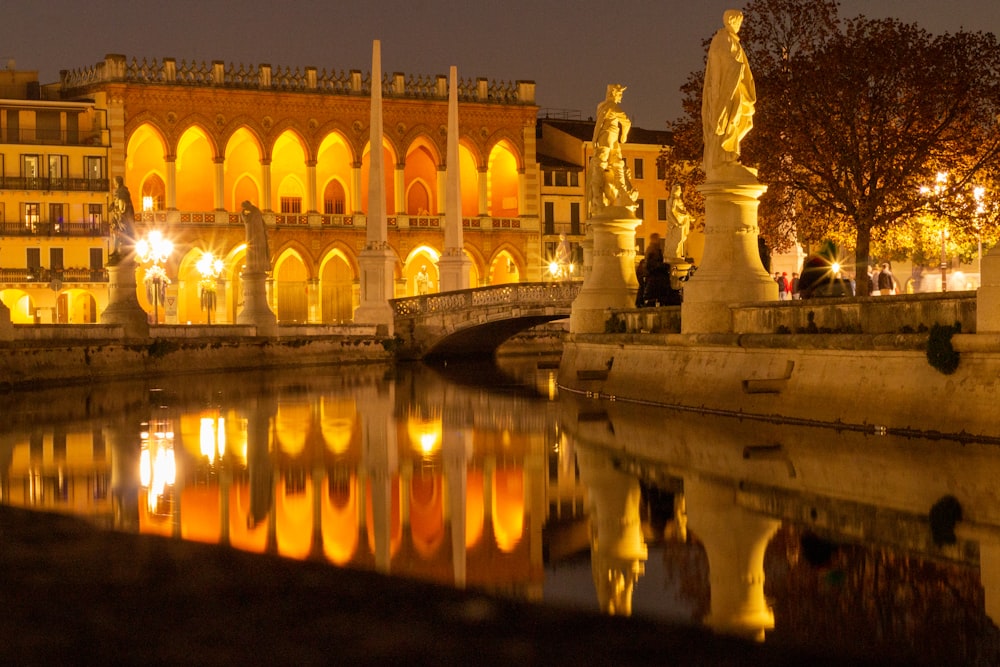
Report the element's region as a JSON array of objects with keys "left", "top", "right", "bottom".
[{"left": 926, "top": 322, "right": 961, "bottom": 375}]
